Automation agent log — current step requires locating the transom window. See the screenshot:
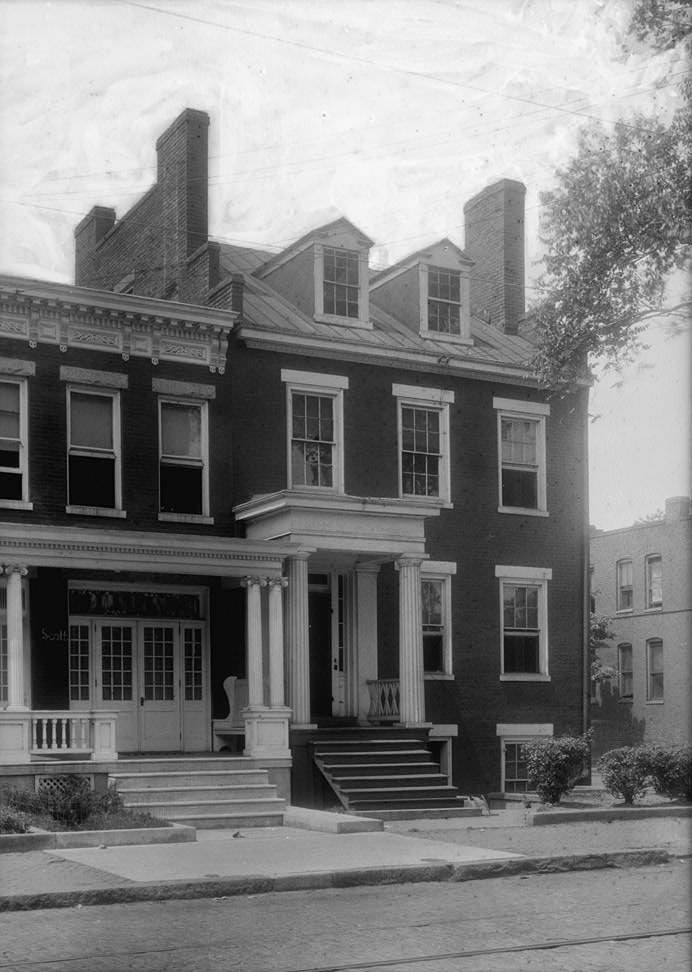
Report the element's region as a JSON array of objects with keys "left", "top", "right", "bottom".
[
  {"left": 323, "top": 247, "right": 359, "bottom": 319},
  {"left": 646, "top": 639, "right": 664, "bottom": 701},
  {"left": 282, "top": 370, "right": 348, "bottom": 492},
  {"left": 496, "top": 566, "right": 551, "bottom": 679},
  {"left": 0, "top": 379, "right": 28, "bottom": 503},
  {"left": 616, "top": 559, "right": 633, "bottom": 611},
  {"left": 618, "top": 643, "right": 633, "bottom": 699},
  {"left": 67, "top": 388, "right": 121, "bottom": 510},
  {"left": 494, "top": 398, "right": 549, "bottom": 515},
  {"left": 646, "top": 555, "right": 662, "bottom": 609},
  {"left": 159, "top": 399, "right": 209, "bottom": 517},
  {"left": 428, "top": 266, "right": 461, "bottom": 335}
]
